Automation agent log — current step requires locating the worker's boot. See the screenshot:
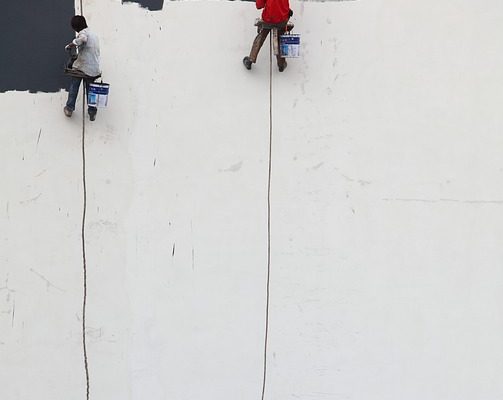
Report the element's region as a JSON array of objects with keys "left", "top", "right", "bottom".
[{"left": 243, "top": 56, "right": 252, "bottom": 70}]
